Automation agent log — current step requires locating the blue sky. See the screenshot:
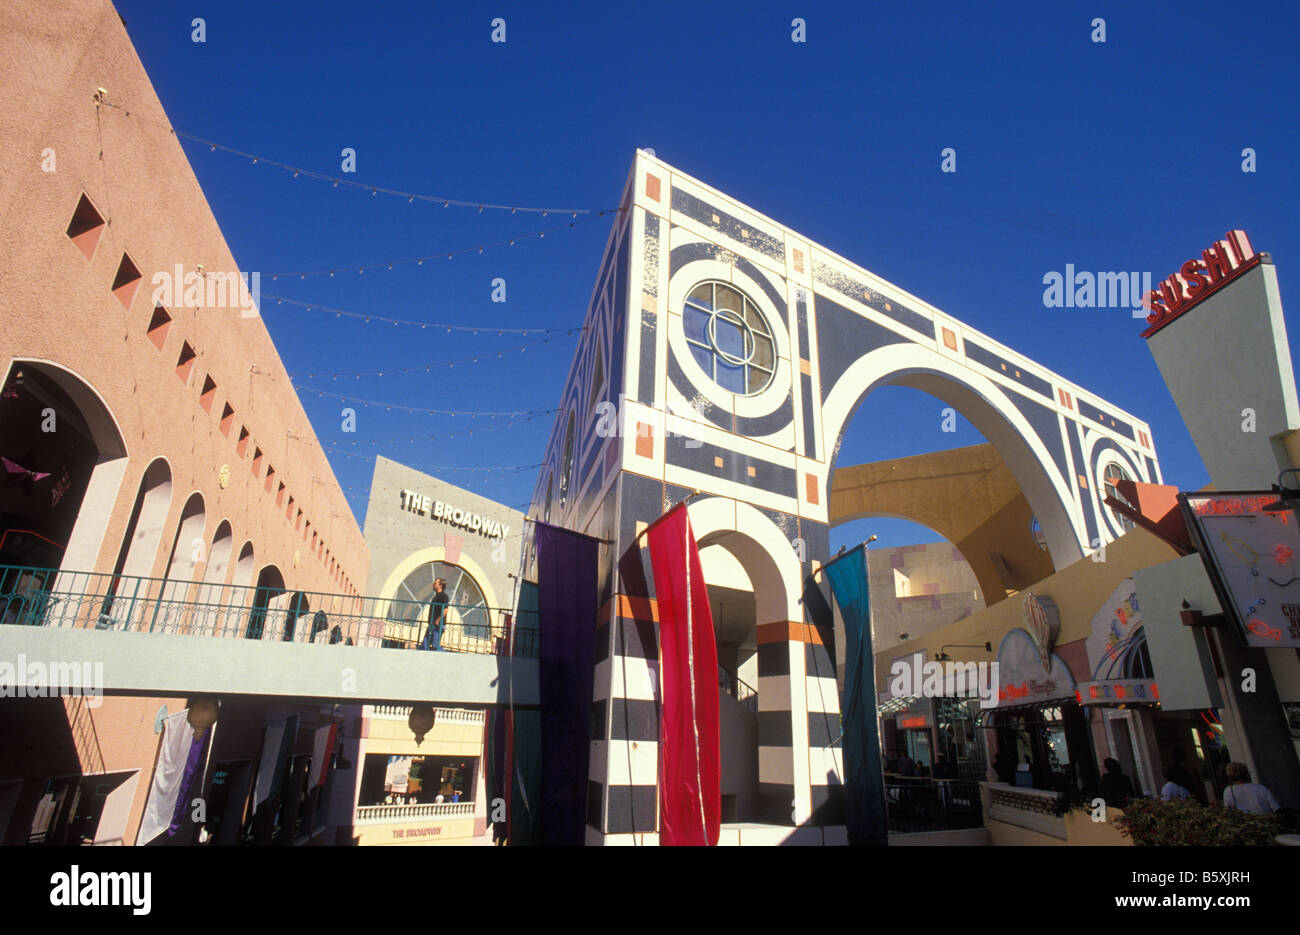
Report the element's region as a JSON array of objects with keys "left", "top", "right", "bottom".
[{"left": 113, "top": 0, "right": 1300, "bottom": 551}]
